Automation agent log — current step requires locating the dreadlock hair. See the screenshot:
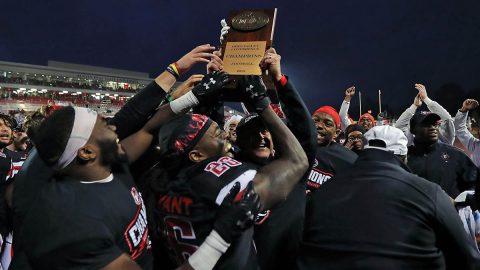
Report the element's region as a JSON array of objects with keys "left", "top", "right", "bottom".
[
  {"left": 33, "top": 107, "right": 75, "bottom": 166},
  {"left": 0, "top": 113, "right": 16, "bottom": 147},
  {"left": 0, "top": 113, "right": 17, "bottom": 130}
]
